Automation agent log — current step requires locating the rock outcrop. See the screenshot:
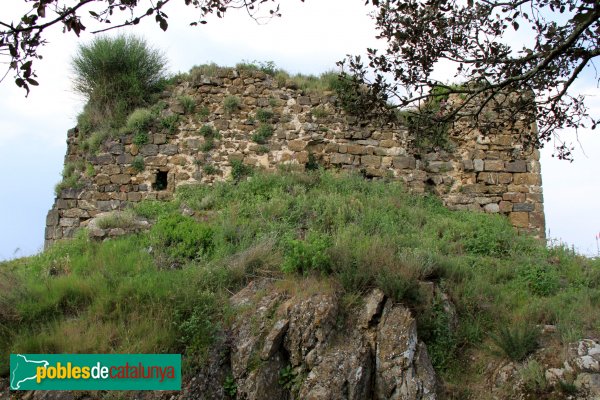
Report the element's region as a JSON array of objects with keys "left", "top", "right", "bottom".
[{"left": 207, "top": 279, "right": 438, "bottom": 400}]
